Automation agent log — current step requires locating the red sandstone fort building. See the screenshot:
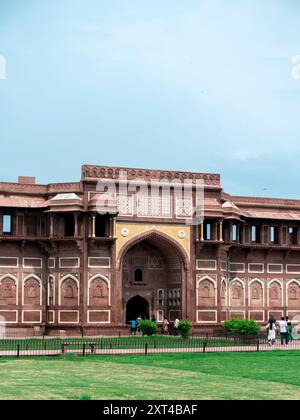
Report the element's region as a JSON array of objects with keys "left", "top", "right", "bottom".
[{"left": 0, "top": 165, "right": 299, "bottom": 335}]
